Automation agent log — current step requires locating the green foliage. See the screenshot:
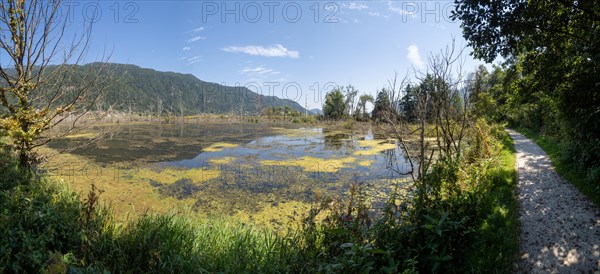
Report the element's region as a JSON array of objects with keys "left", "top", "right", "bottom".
[
  {"left": 453, "top": 0, "right": 600, "bottom": 196},
  {"left": 323, "top": 88, "right": 346, "bottom": 120},
  {"left": 372, "top": 89, "right": 390, "bottom": 121},
  {"left": 342, "top": 85, "right": 359, "bottom": 117},
  {"left": 399, "top": 84, "right": 417, "bottom": 122},
  {"left": 467, "top": 65, "right": 508, "bottom": 122},
  {"left": 341, "top": 119, "right": 356, "bottom": 129},
  {"left": 0, "top": 155, "right": 96, "bottom": 272},
  {"left": 262, "top": 105, "right": 304, "bottom": 122},
  {"left": 452, "top": 0, "right": 599, "bottom": 63}
]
